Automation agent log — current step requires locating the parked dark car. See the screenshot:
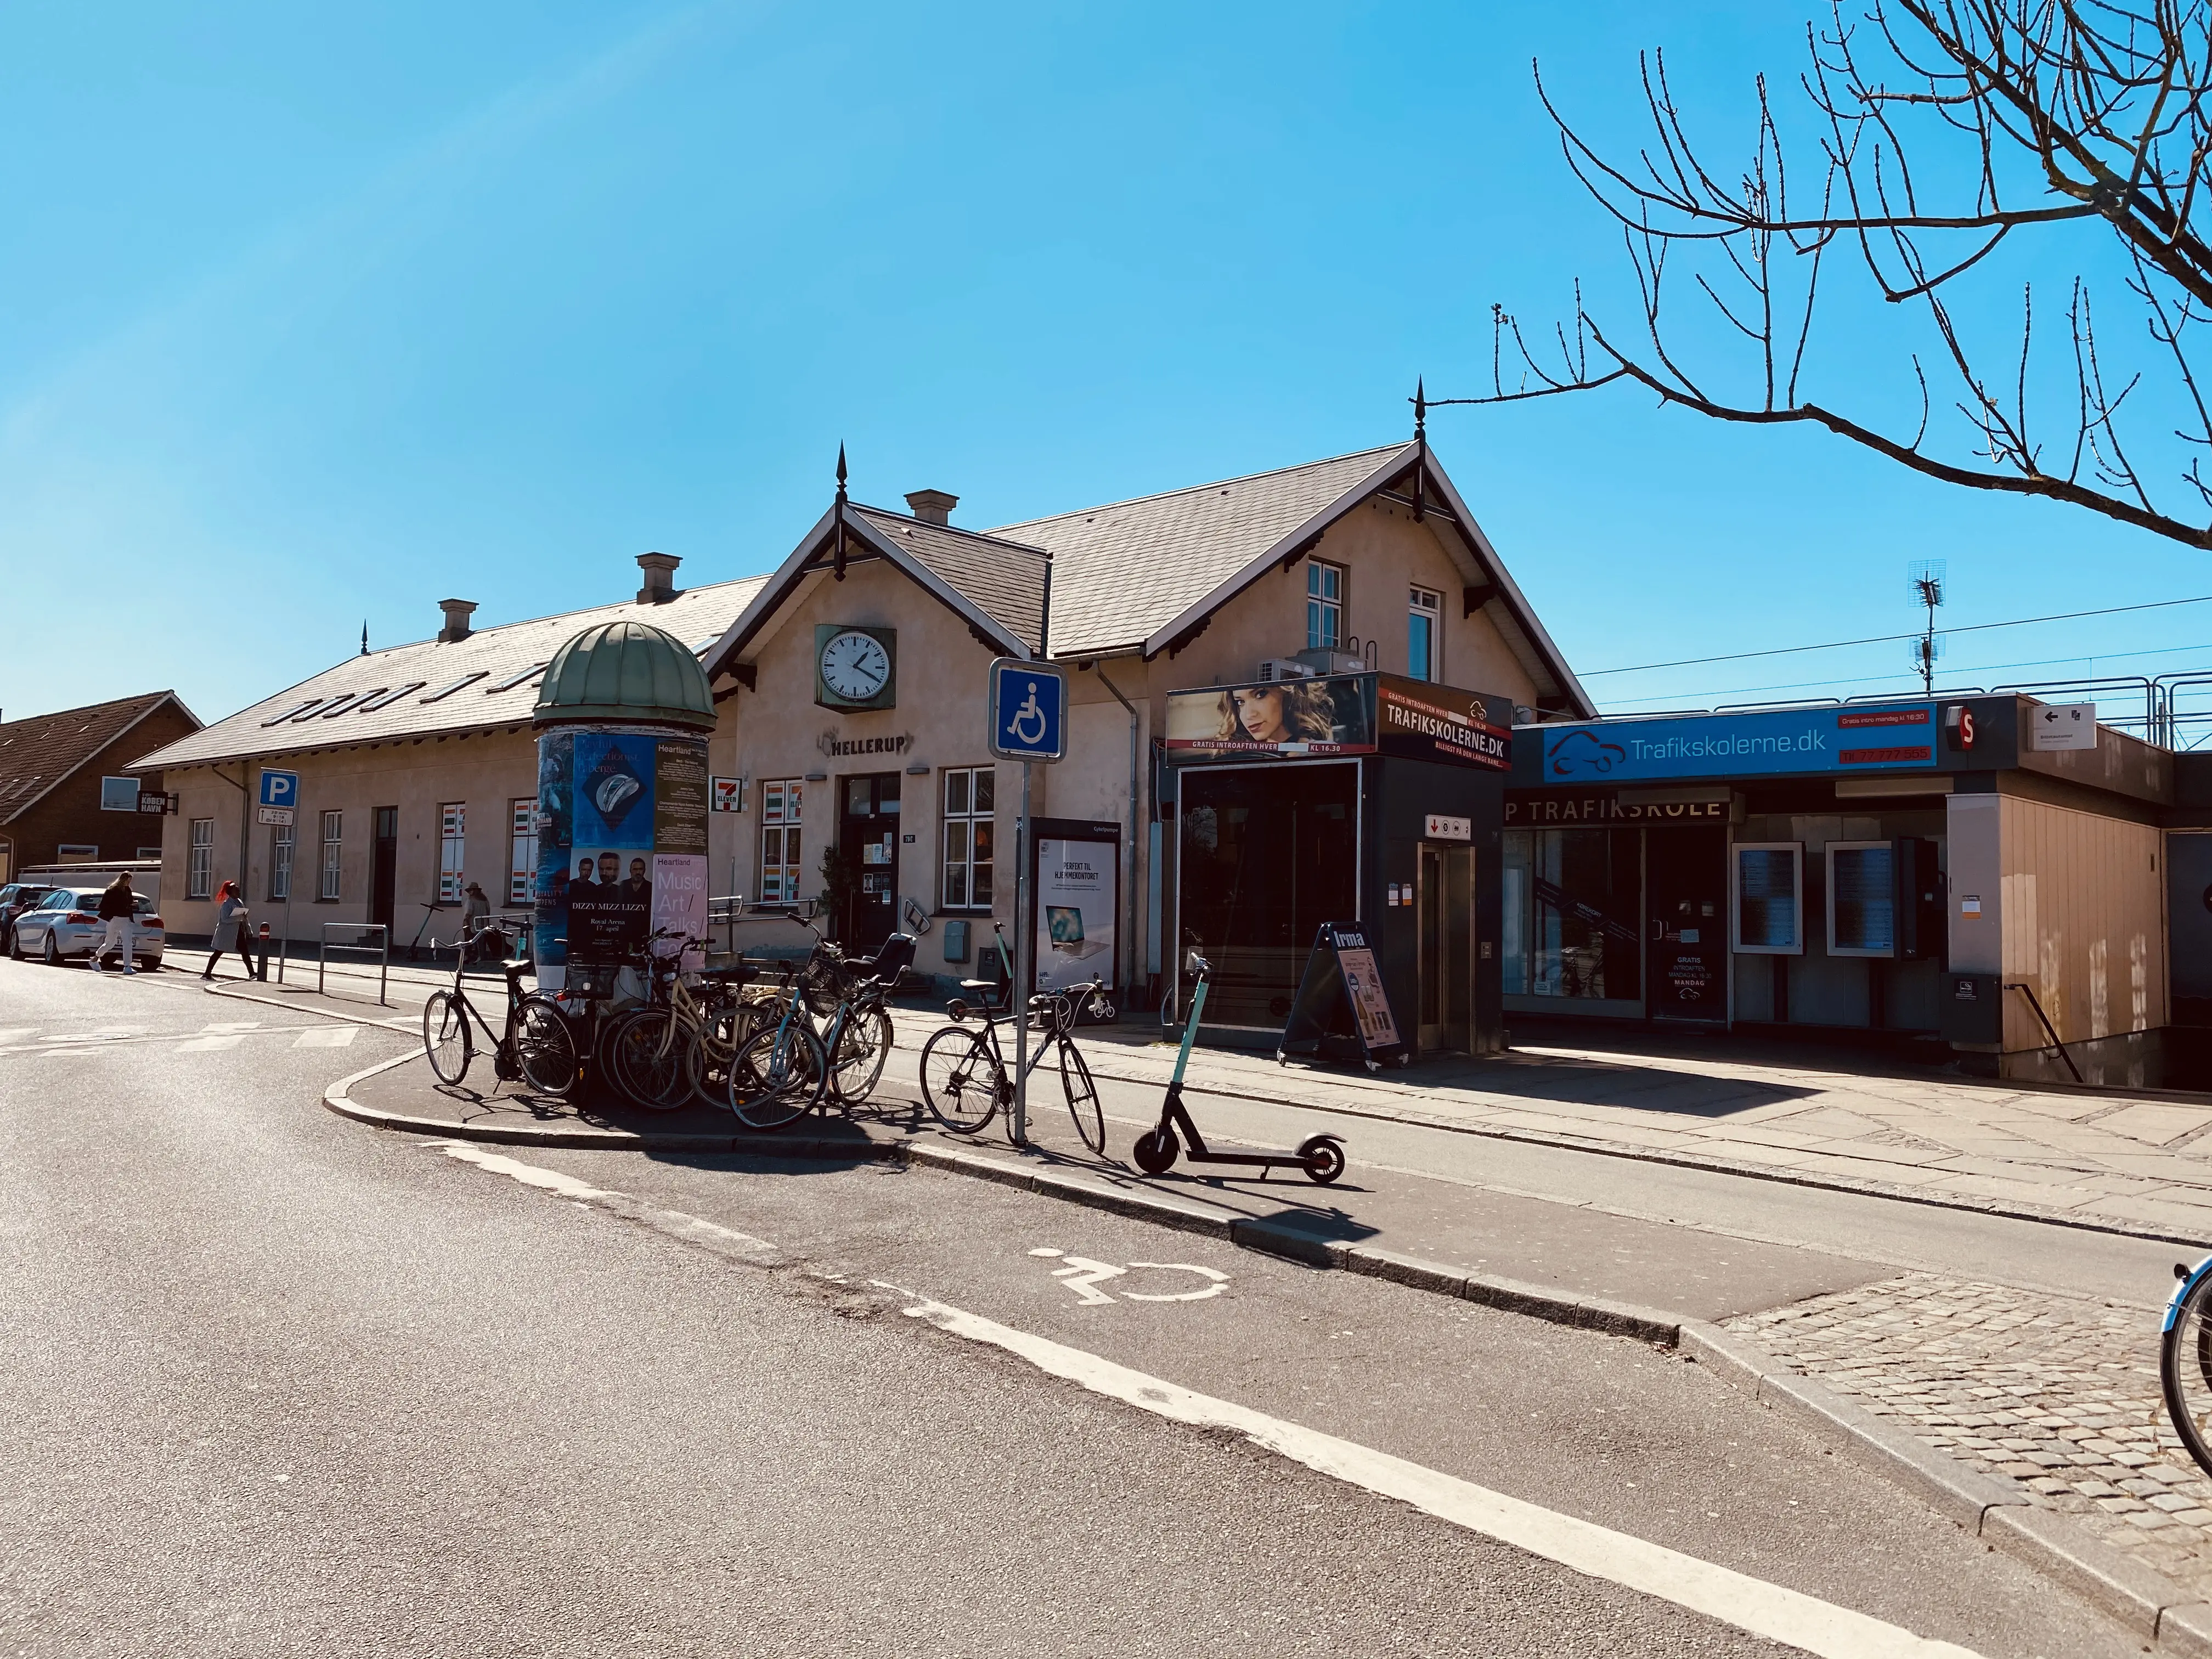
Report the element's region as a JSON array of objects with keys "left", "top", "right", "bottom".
[{"left": 0, "top": 883, "right": 54, "bottom": 951}]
